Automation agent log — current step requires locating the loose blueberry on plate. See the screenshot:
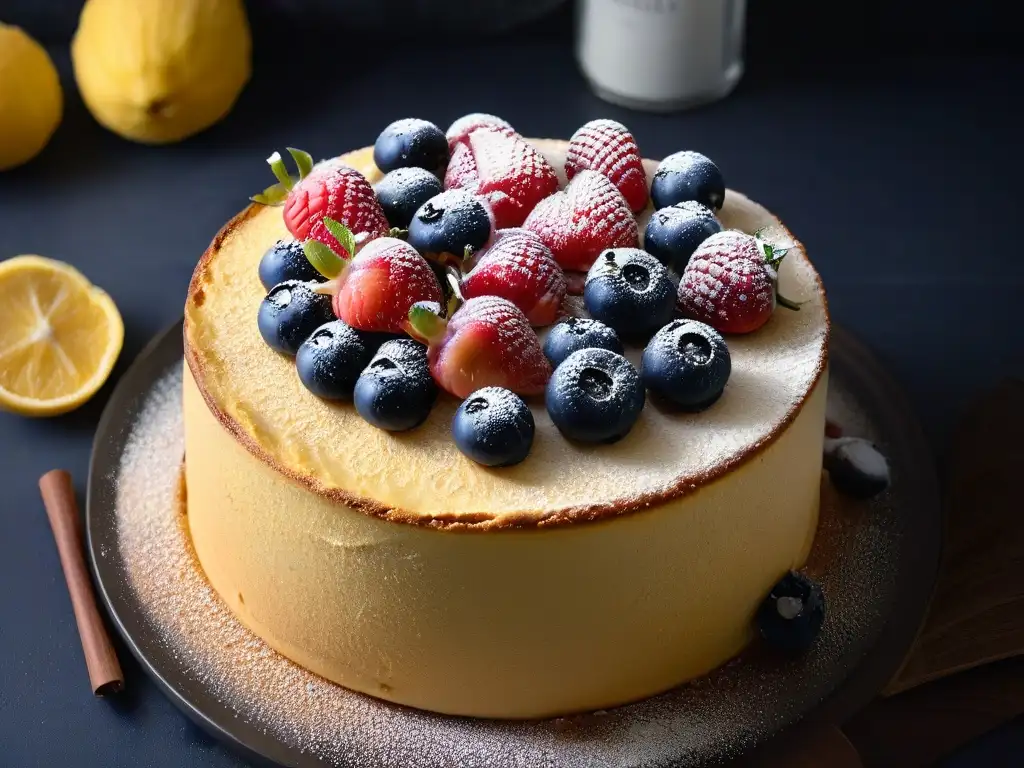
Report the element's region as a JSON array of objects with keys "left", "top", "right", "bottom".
[
  {"left": 407, "top": 190, "right": 494, "bottom": 267},
  {"left": 757, "top": 571, "right": 825, "bottom": 653},
  {"left": 823, "top": 437, "right": 891, "bottom": 499},
  {"left": 375, "top": 167, "right": 444, "bottom": 230},
  {"left": 452, "top": 387, "right": 535, "bottom": 467},
  {"left": 543, "top": 317, "right": 623, "bottom": 368},
  {"left": 643, "top": 201, "right": 722, "bottom": 274},
  {"left": 354, "top": 339, "right": 437, "bottom": 432},
  {"left": 651, "top": 151, "right": 726, "bottom": 211},
  {"left": 296, "top": 321, "right": 375, "bottom": 400},
  {"left": 373, "top": 118, "right": 449, "bottom": 175},
  {"left": 257, "top": 280, "right": 335, "bottom": 356},
  {"left": 258, "top": 239, "right": 327, "bottom": 291},
  {"left": 546, "top": 348, "right": 645, "bottom": 444},
  {"left": 641, "top": 319, "right": 731, "bottom": 411},
  {"left": 583, "top": 248, "right": 676, "bottom": 342}
]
